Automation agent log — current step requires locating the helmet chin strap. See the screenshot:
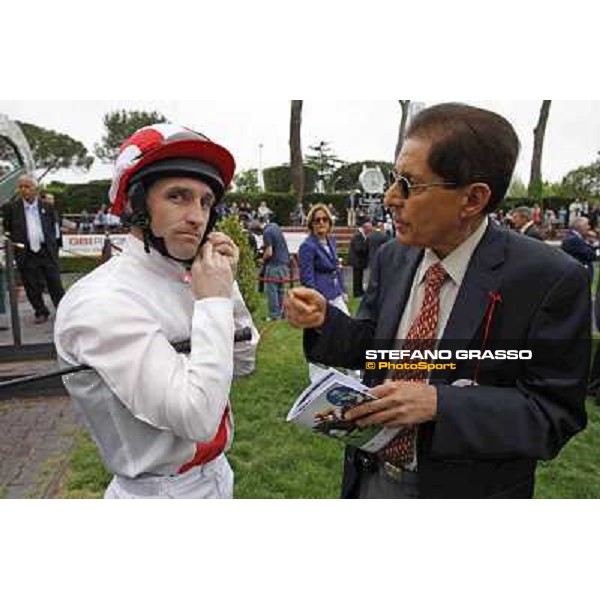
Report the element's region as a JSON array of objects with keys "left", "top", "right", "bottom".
[{"left": 129, "top": 209, "right": 217, "bottom": 268}]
